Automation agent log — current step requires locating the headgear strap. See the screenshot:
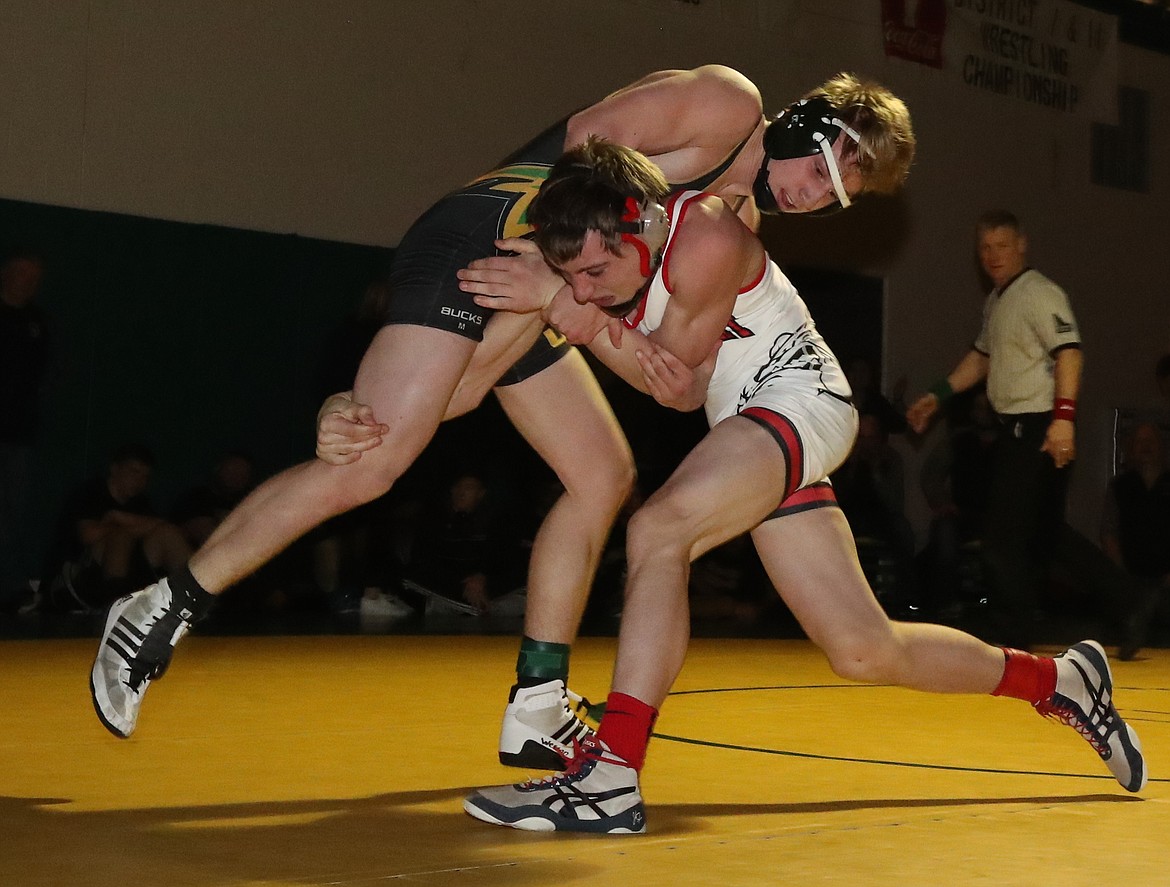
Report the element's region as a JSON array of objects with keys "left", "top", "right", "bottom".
[
  {"left": 606, "top": 195, "right": 670, "bottom": 319},
  {"left": 753, "top": 96, "right": 862, "bottom": 215},
  {"left": 617, "top": 196, "right": 669, "bottom": 276}
]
